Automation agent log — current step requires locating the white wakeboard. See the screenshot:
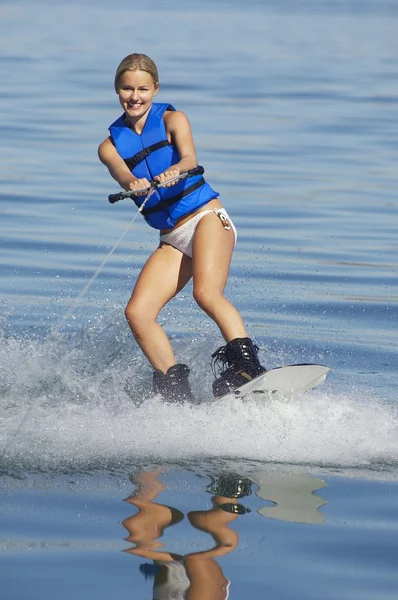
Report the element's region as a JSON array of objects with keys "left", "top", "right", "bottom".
[{"left": 220, "top": 364, "right": 329, "bottom": 401}]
